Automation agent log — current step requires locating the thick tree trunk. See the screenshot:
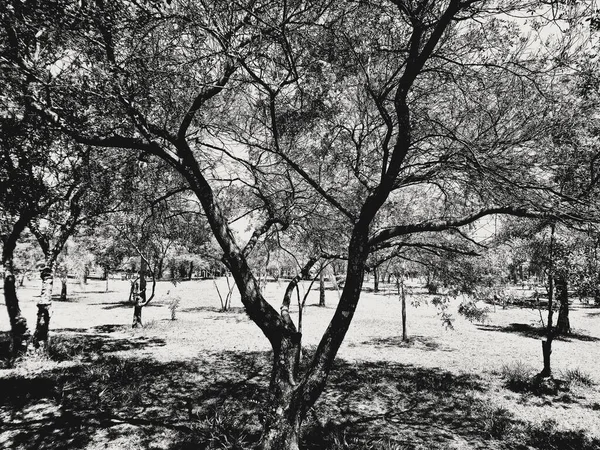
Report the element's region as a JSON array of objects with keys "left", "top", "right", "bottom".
[
  {"left": 260, "top": 335, "right": 303, "bottom": 450},
  {"left": 556, "top": 274, "right": 570, "bottom": 335},
  {"left": 4, "top": 261, "right": 30, "bottom": 356},
  {"left": 373, "top": 267, "right": 379, "bottom": 292},
  {"left": 319, "top": 270, "right": 326, "bottom": 307},
  {"left": 34, "top": 262, "right": 55, "bottom": 348},
  {"left": 3, "top": 215, "right": 32, "bottom": 357},
  {"left": 188, "top": 261, "right": 193, "bottom": 280}
]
